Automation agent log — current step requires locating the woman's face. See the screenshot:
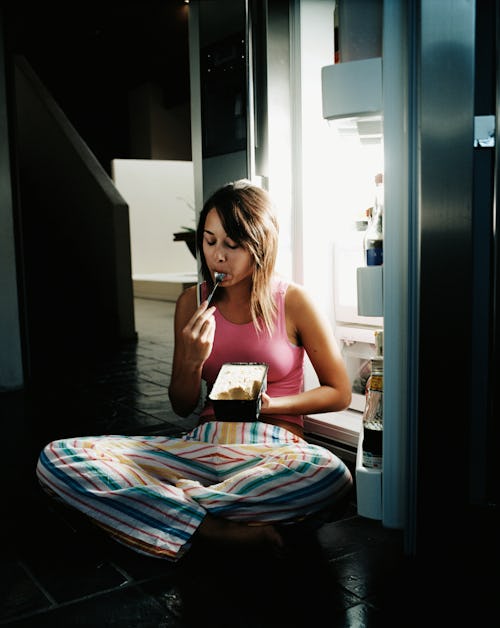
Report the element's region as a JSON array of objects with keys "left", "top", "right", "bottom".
[{"left": 202, "top": 208, "right": 254, "bottom": 287}]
